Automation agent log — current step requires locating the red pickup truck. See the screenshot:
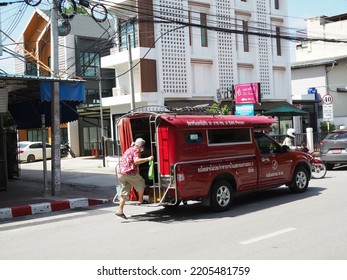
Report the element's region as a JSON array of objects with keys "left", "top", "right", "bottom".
[{"left": 116, "top": 107, "right": 311, "bottom": 211}]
